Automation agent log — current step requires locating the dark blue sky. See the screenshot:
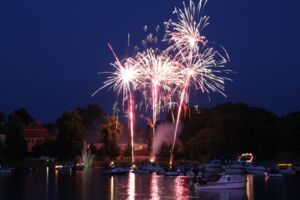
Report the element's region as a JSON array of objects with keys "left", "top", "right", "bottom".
[{"left": 0, "top": 0, "right": 299, "bottom": 123}]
